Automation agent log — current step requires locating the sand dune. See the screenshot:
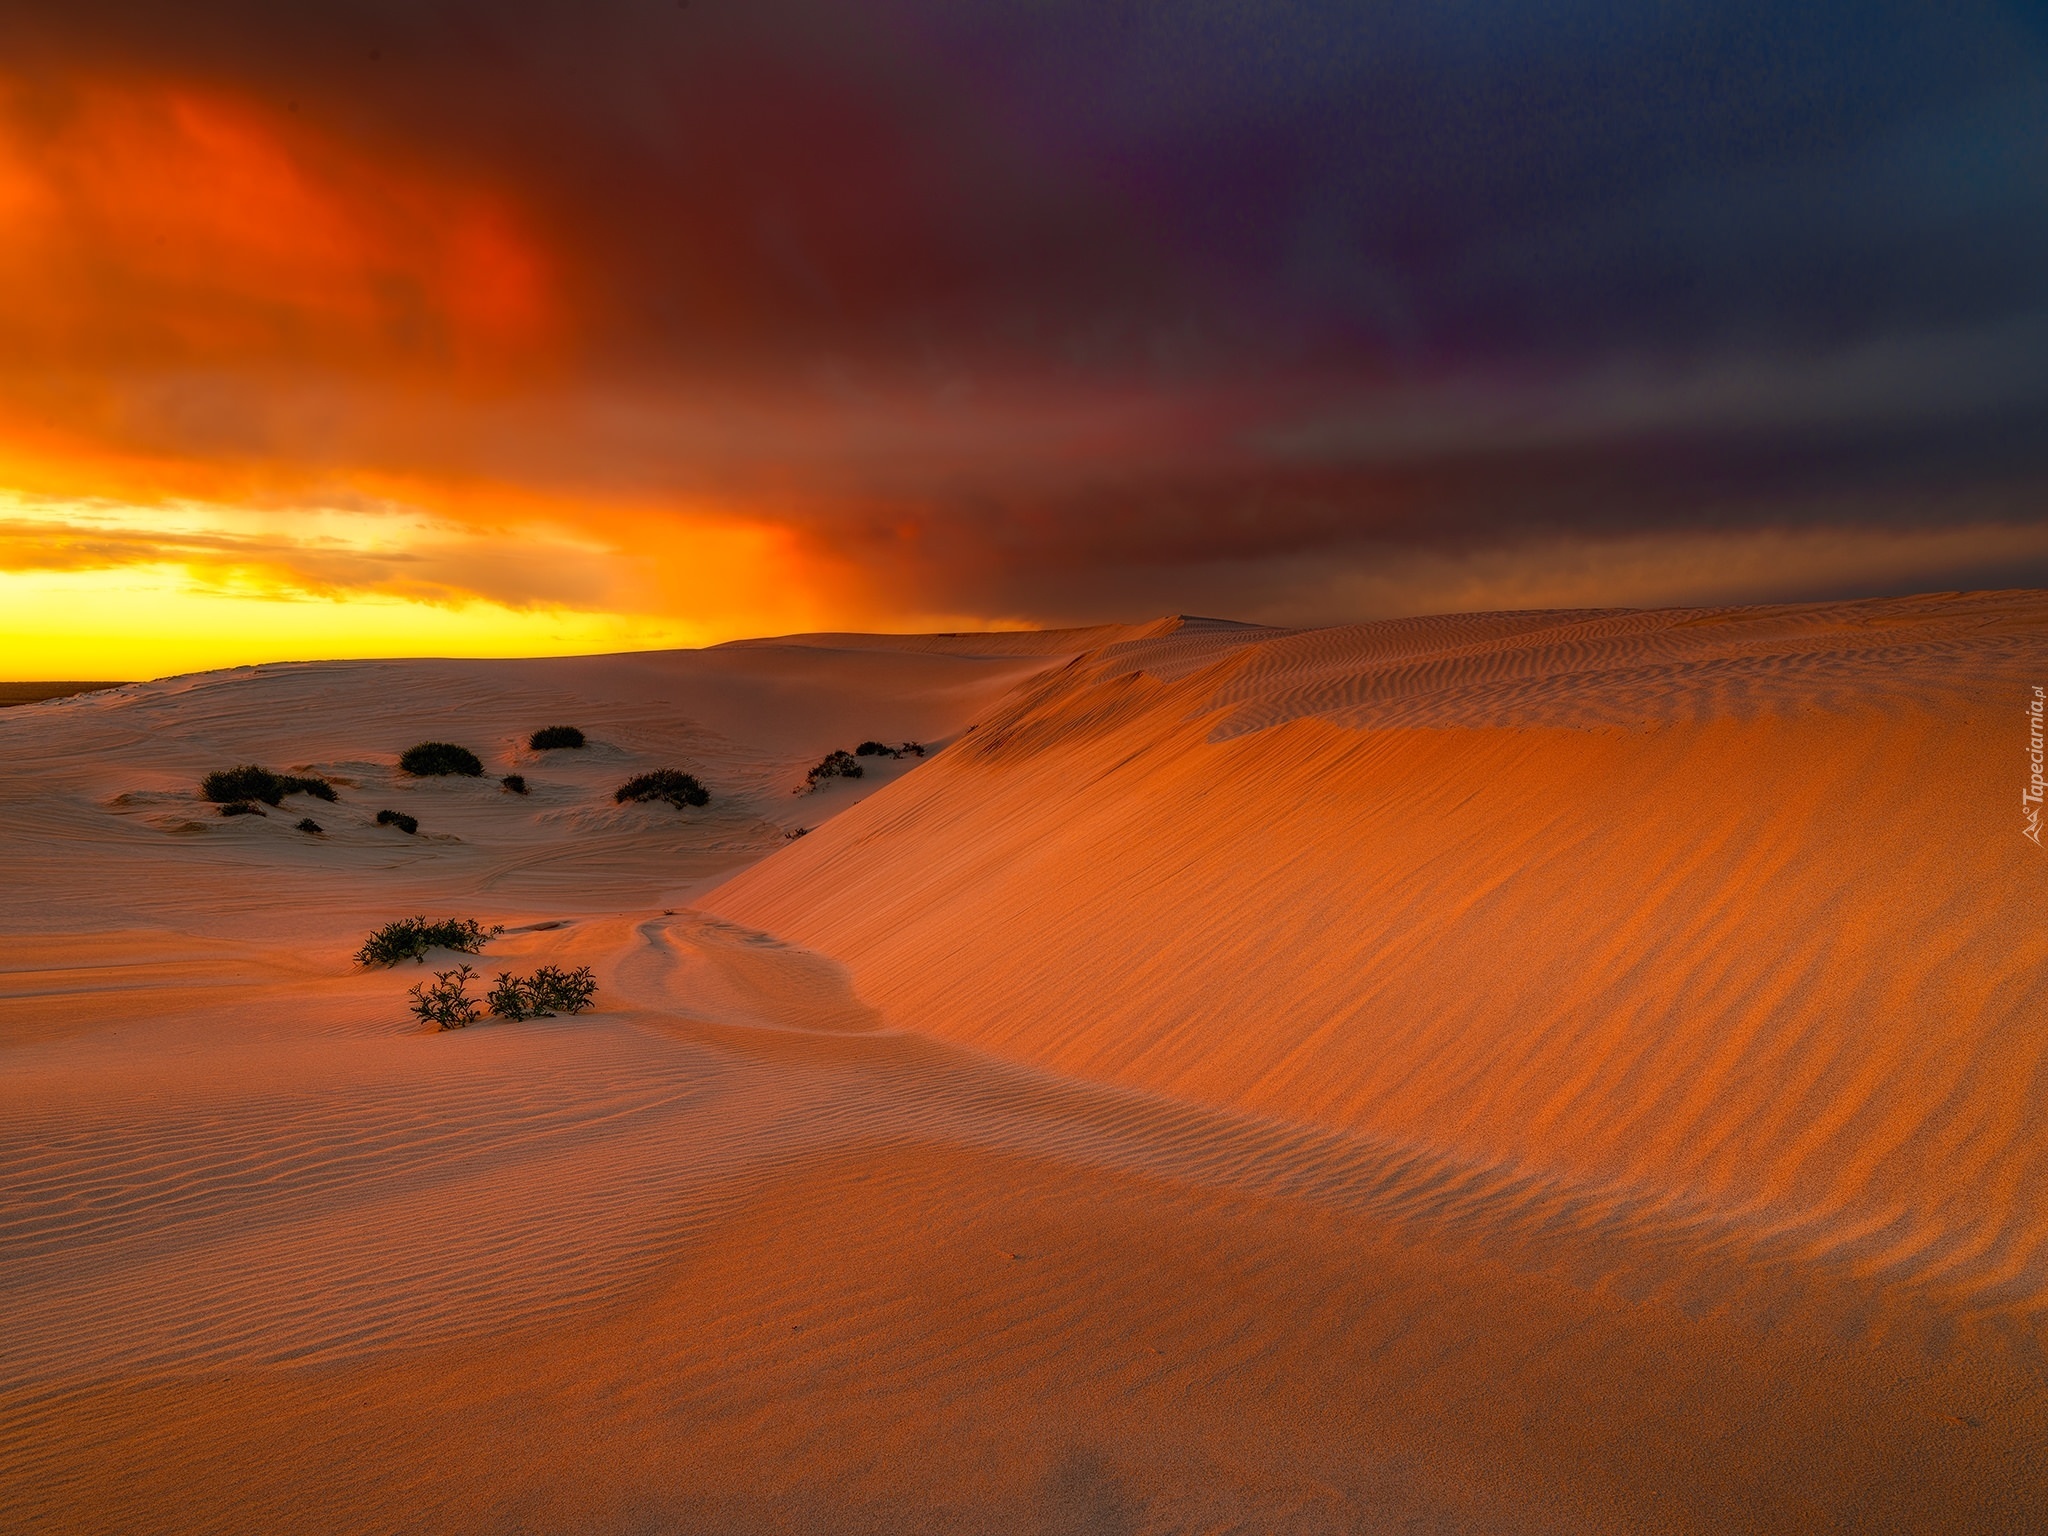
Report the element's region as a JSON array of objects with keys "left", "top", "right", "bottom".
[
  {"left": 710, "top": 595, "right": 2048, "bottom": 1331},
  {"left": 4, "top": 597, "right": 2046, "bottom": 1532}
]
